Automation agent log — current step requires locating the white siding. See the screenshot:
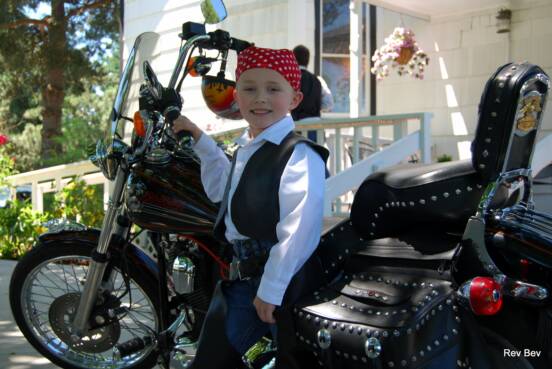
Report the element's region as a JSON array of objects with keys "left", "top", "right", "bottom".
[
  {"left": 376, "top": 1, "right": 552, "bottom": 161},
  {"left": 123, "top": 1, "right": 552, "bottom": 156}
]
